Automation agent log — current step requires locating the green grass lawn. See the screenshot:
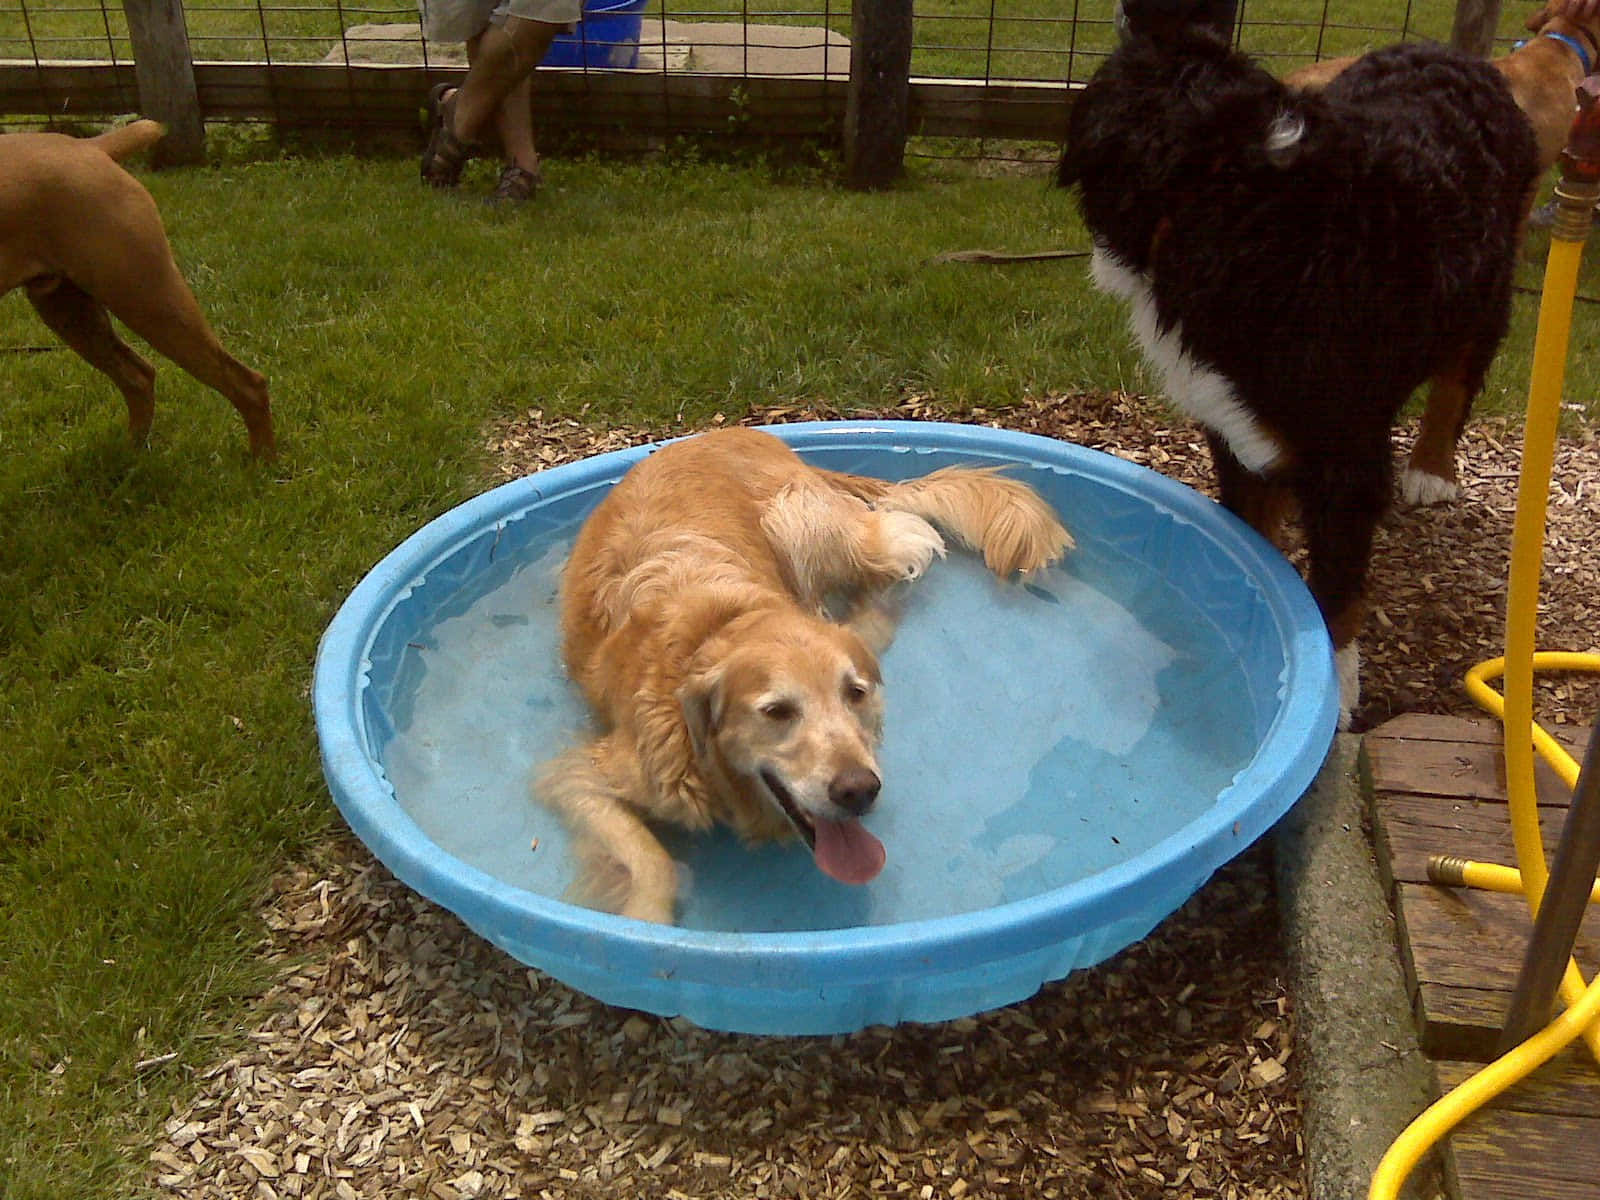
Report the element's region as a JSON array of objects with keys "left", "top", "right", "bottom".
[{"left": 2, "top": 134, "right": 1600, "bottom": 1196}]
